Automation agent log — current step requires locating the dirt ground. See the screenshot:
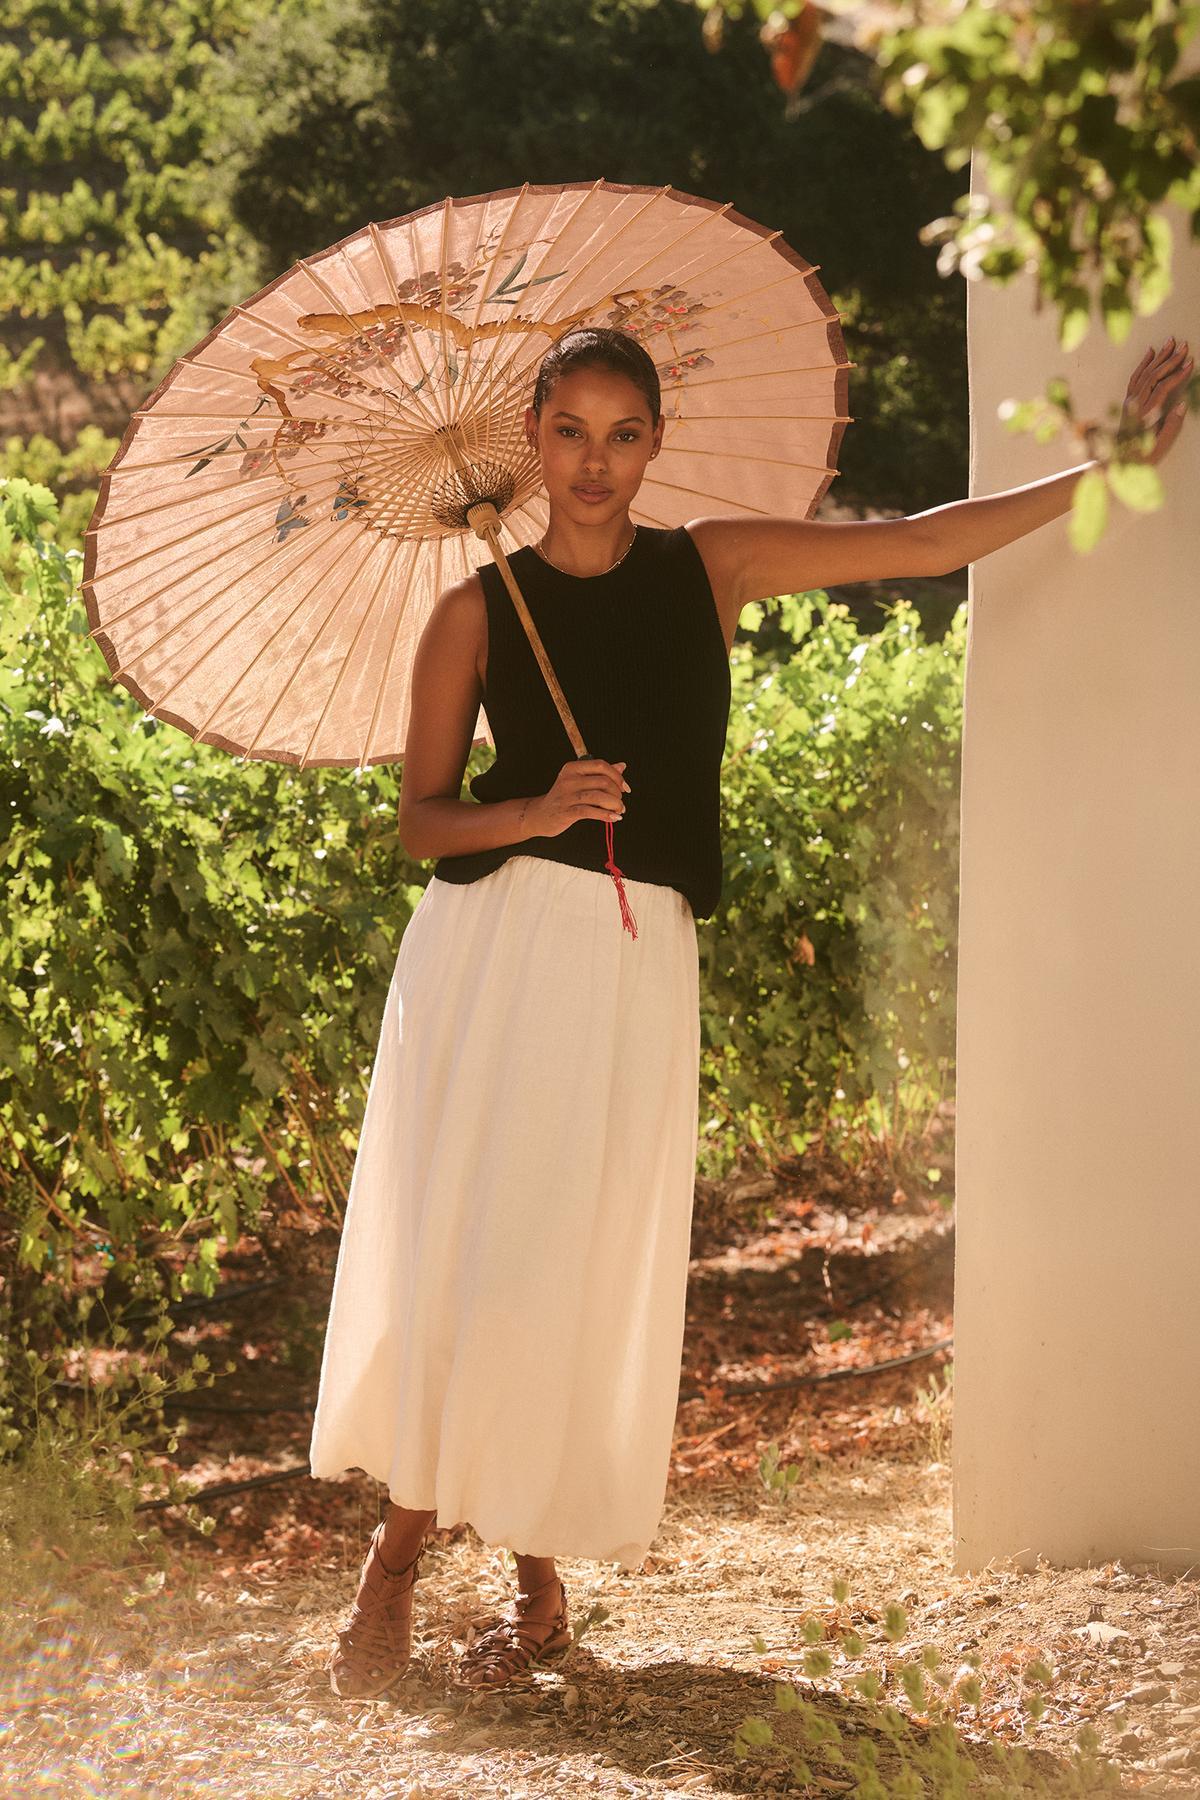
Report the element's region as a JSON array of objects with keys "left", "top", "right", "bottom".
[
  {"left": 5, "top": 1141, "right": 1199, "bottom": 1797},
  {"left": 8, "top": 1462, "right": 1200, "bottom": 1798}
]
